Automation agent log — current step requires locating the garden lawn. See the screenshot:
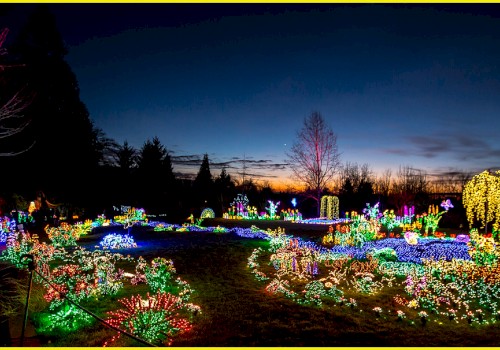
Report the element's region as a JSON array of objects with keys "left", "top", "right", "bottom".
[{"left": 9, "top": 222, "right": 500, "bottom": 346}]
